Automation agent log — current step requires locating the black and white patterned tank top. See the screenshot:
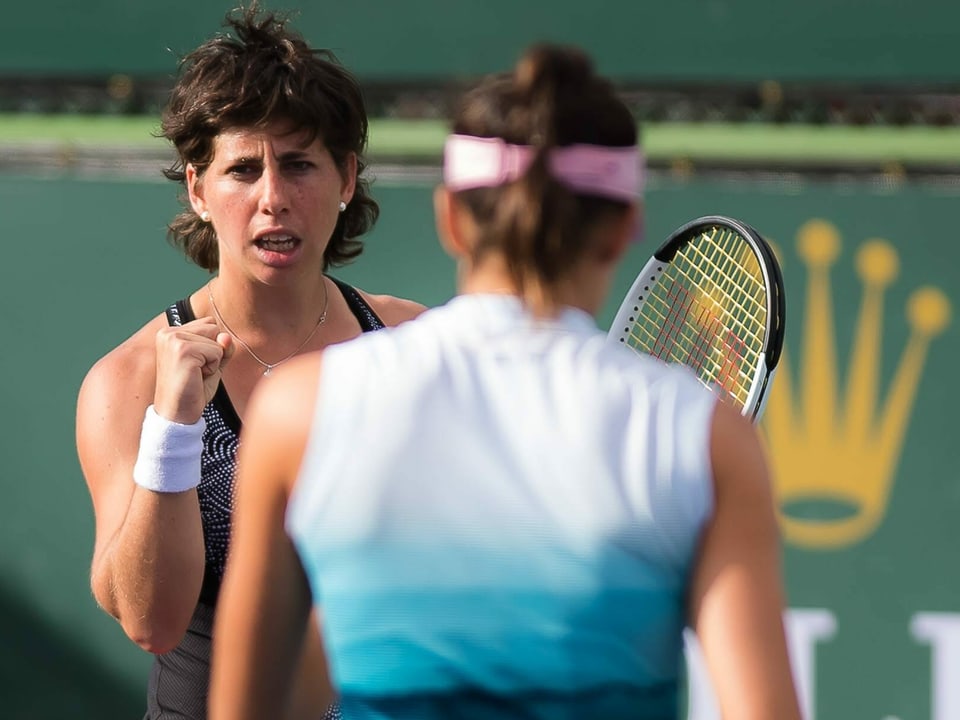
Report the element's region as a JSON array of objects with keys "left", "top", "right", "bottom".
[
  {"left": 145, "top": 279, "right": 384, "bottom": 719},
  {"left": 165, "top": 277, "right": 386, "bottom": 604}
]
